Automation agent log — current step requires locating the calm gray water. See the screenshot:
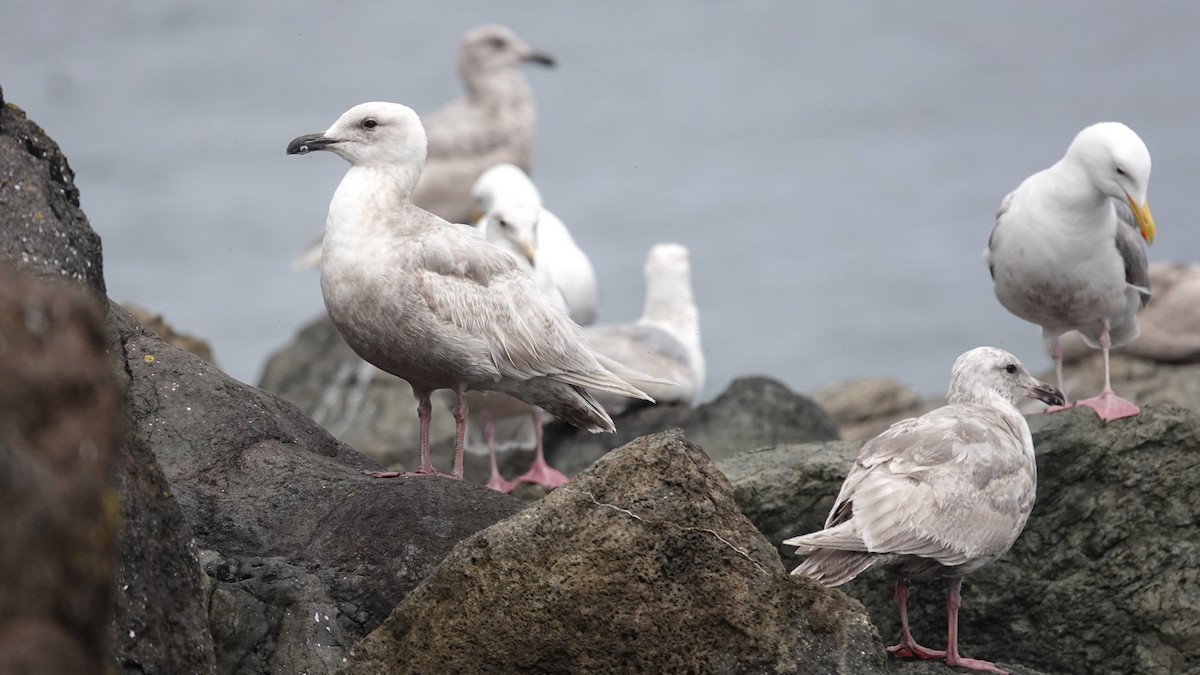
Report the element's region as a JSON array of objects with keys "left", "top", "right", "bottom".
[{"left": 4, "top": 1, "right": 1199, "bottom": 398}]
